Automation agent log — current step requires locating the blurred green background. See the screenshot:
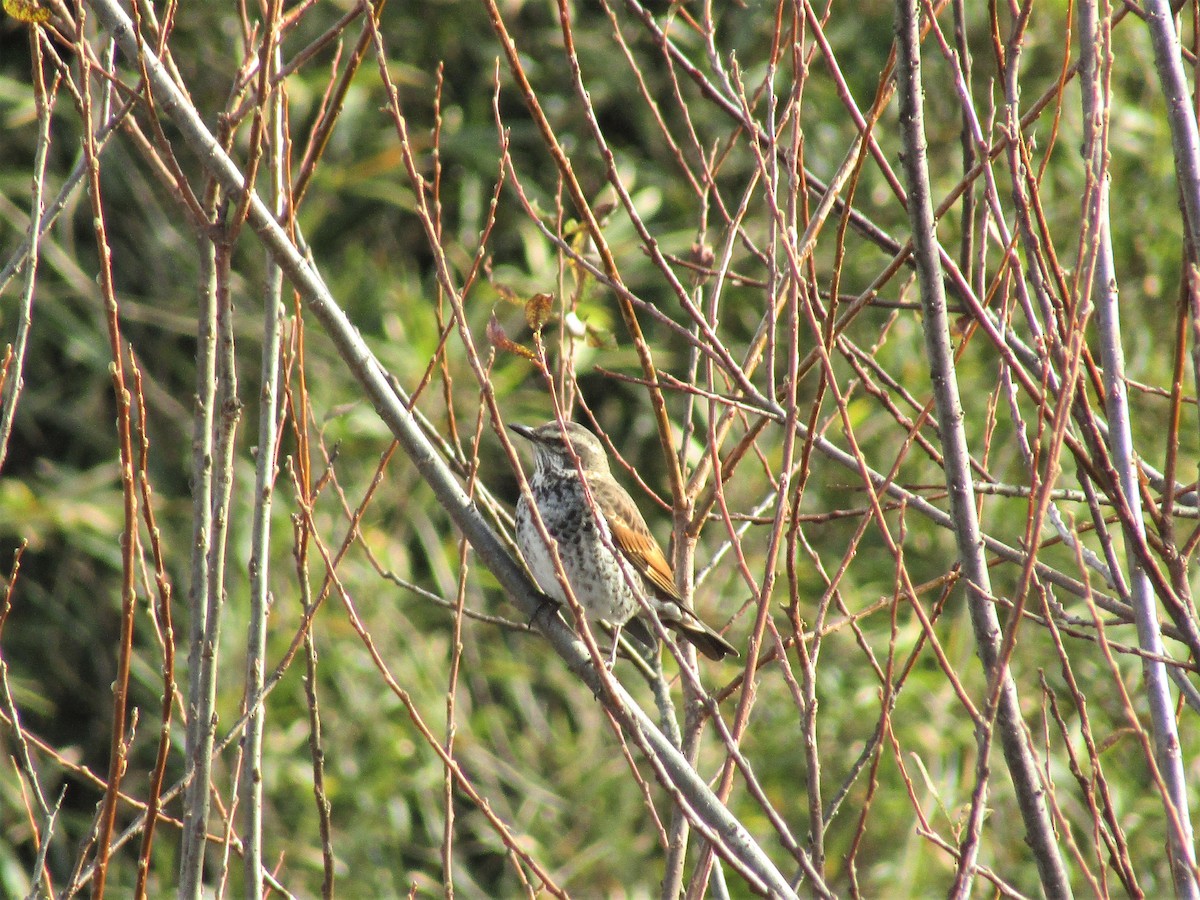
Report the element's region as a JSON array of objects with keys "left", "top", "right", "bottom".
[{"left": 0, "top": 0, "right": 1196, "bottom": 896}]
